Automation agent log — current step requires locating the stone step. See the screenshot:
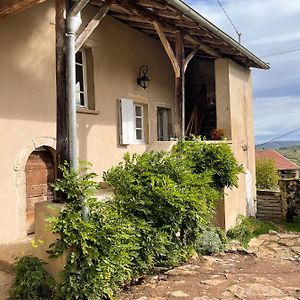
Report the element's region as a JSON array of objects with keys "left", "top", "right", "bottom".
[{"left": 0, "top": 236, "right": 34, "bottom": 270}]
